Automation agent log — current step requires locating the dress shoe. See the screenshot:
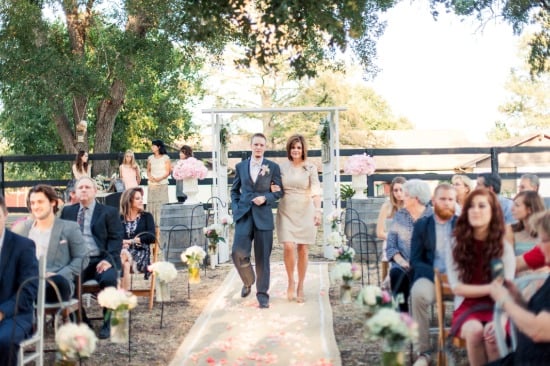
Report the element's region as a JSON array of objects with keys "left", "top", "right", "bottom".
[
  {"left": 259, "top": 302, "right": 270, "bottom": 309},
  {"left": 241, "top": 285, "right": 252, "bottom": 298},
  {"left": 99, "top": 320, "right": 111, "bottom": 340}
]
